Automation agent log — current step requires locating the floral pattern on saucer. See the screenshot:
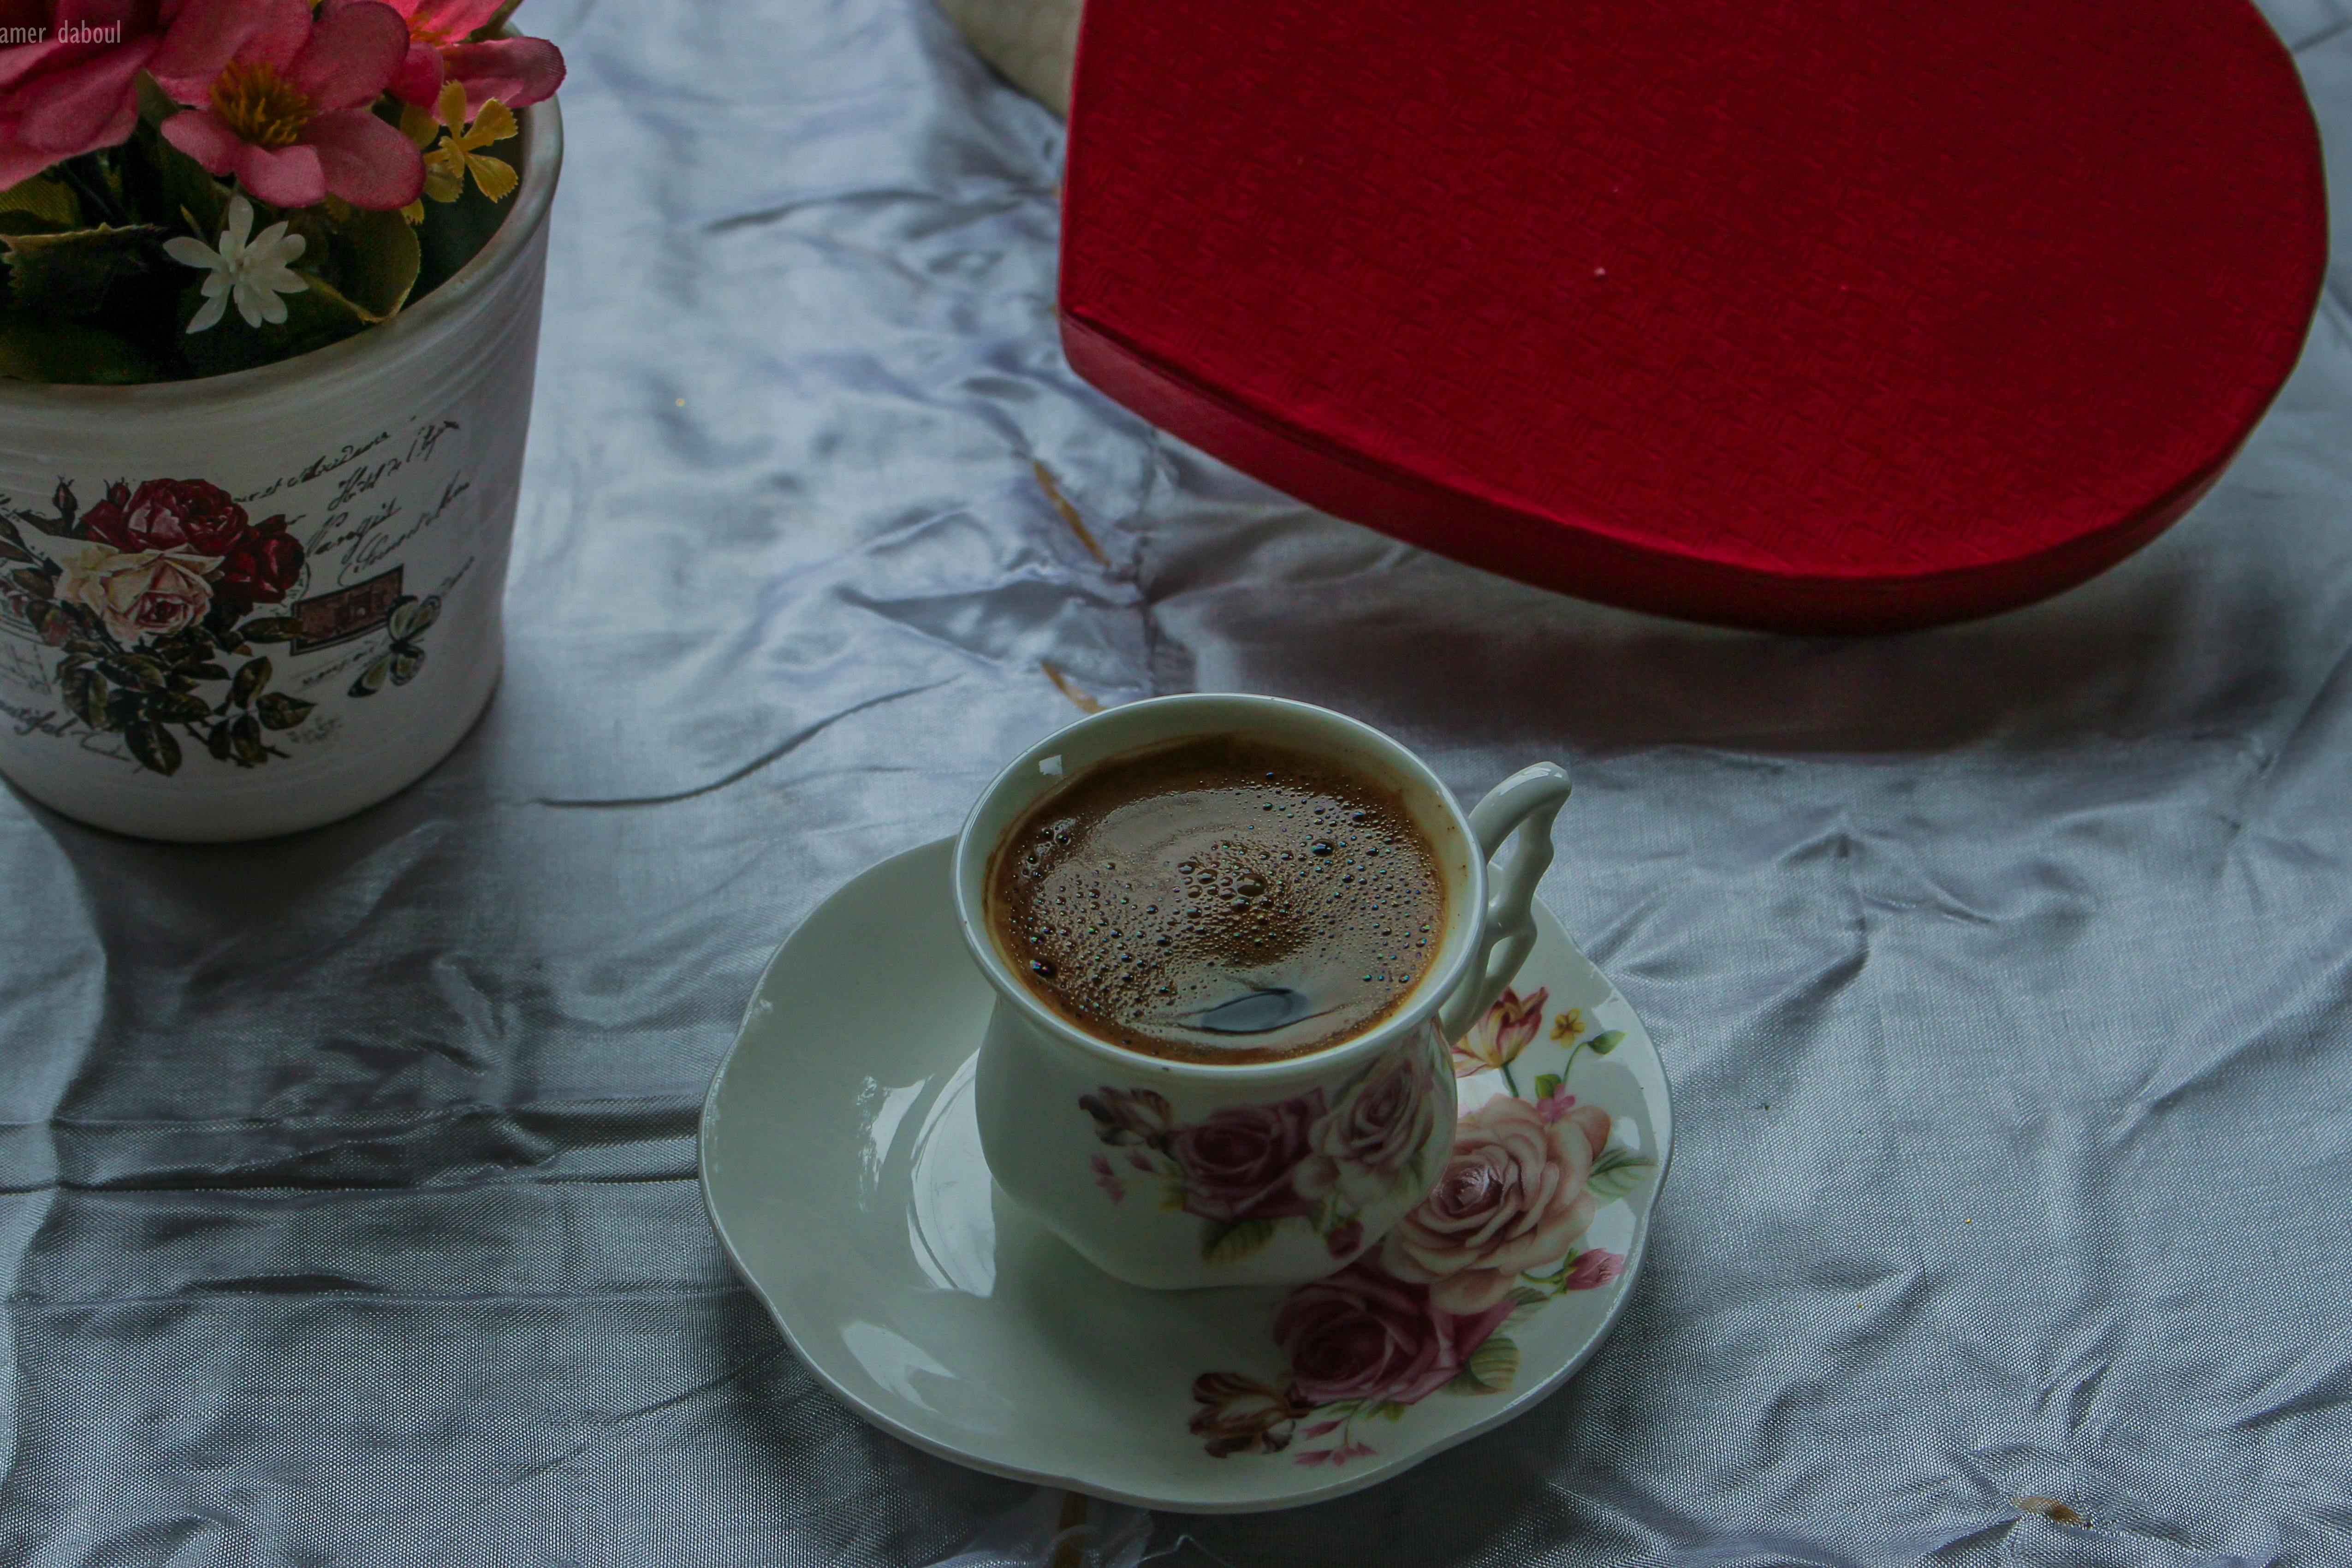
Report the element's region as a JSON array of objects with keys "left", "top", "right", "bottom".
[
  {"left": 1082, "top": 1042, "right": 1445, "bottom": 1268},
  {"left": 1189, "top": 990, "right": 1655, "bottom": 1465}
]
